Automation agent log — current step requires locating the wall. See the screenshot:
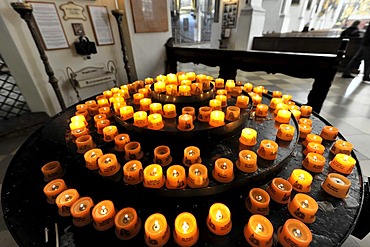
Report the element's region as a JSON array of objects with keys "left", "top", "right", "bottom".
[{"left": 262, "top": 0, "right": 284, "bottom": 33}]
